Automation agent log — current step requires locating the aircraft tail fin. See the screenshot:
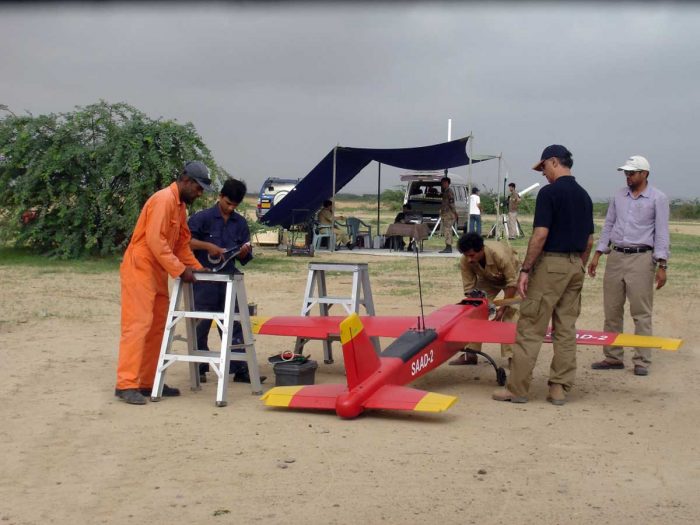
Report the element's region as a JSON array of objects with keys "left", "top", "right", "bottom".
[{"left": 340, "top": 313, "right": 381, "bottom": 389}]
